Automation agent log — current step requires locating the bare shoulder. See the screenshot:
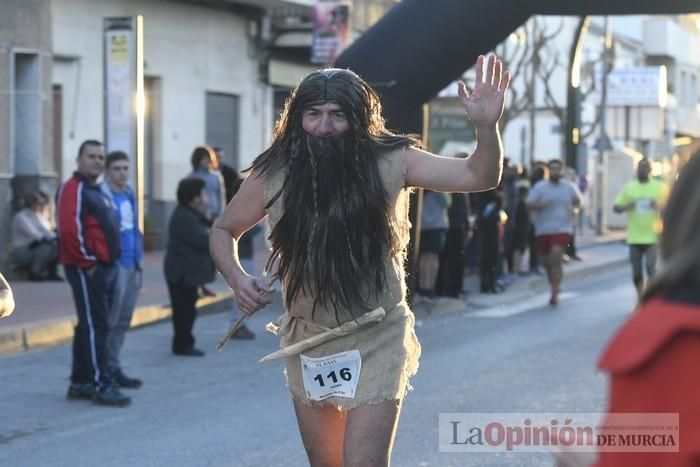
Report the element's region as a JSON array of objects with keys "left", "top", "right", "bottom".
[{"left": 215, "top": 169, "right": 267, "bottom": 237}]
